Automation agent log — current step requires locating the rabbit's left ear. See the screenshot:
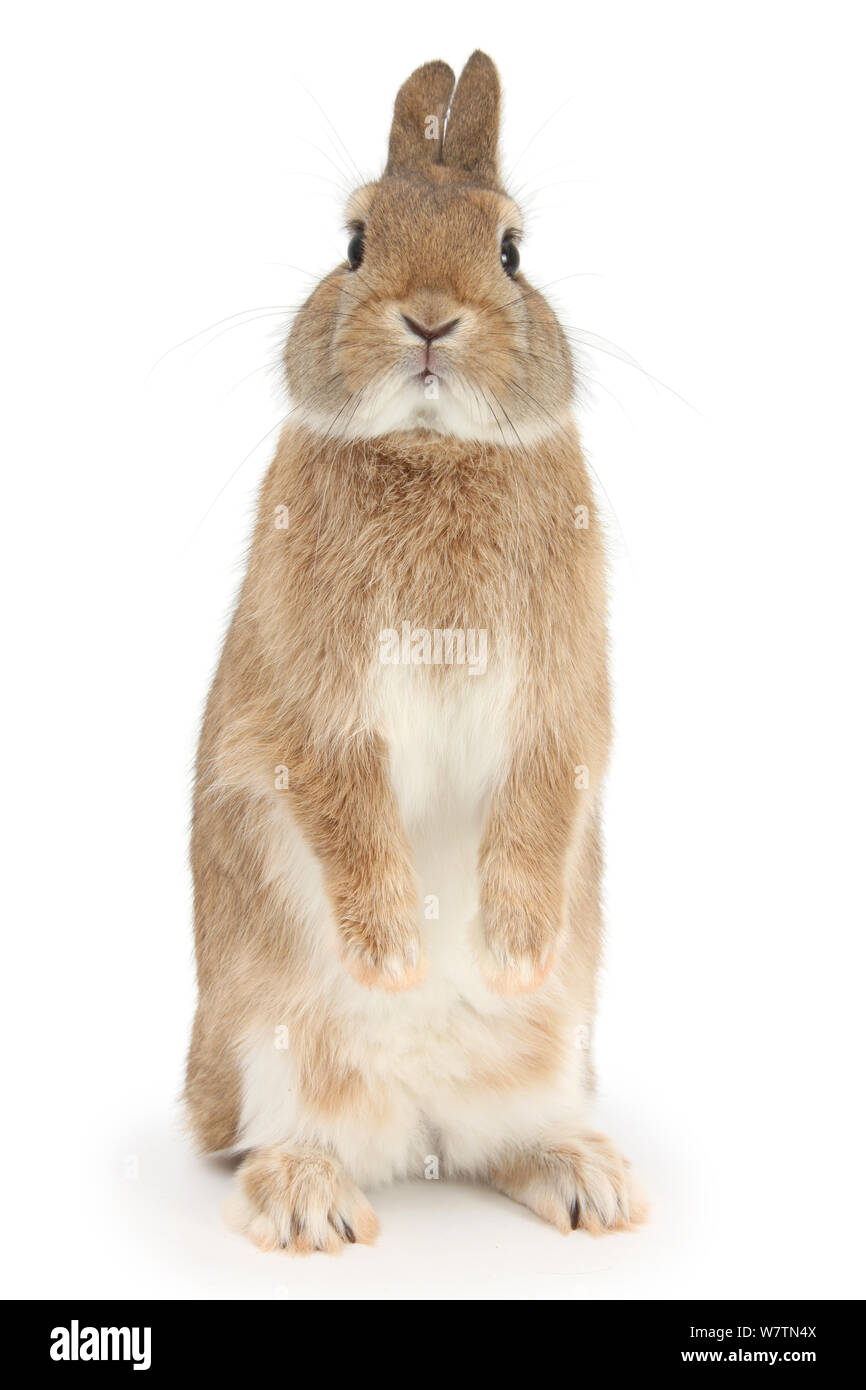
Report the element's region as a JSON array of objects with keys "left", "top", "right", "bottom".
[{"left": 442, "top": 50, "right": 502, "bottom": 187}]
